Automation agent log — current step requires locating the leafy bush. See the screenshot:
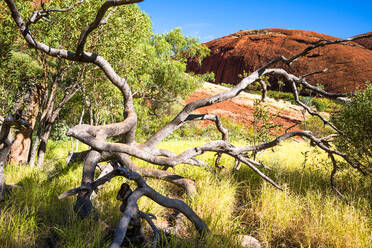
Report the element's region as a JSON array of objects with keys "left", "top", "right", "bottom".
[
  {"left": 312, "top": 99, "right": 326, "bottom": 112},
  {"left": 313, "top": 98, "right": 342, "bottom": 112},
  {"left": 300, "top": 96, "right": 313, "bottom": 106},
  {"left": 331, "top": 83, "right": 372, "bottom": 168},
  {"left": 268, "top": 91, "right": 294, "bottom": 102},
  {"left": 50, "top": 121, "right": 69, "bottom": 141}
]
